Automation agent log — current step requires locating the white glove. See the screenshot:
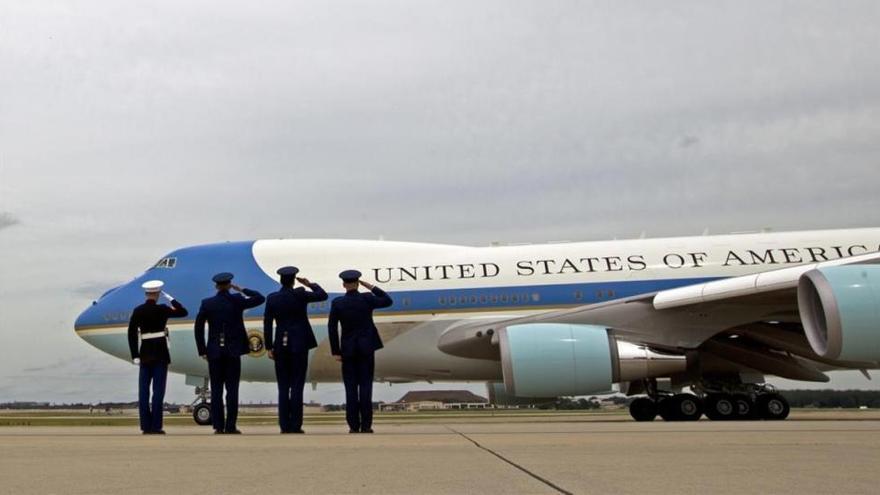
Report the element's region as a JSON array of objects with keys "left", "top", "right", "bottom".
[
  {"left": 133, "top": 358, "right": 141, "bottom": 365},
  {"left": 161, "top": 291, "right": 174, "bottom": 302}
]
